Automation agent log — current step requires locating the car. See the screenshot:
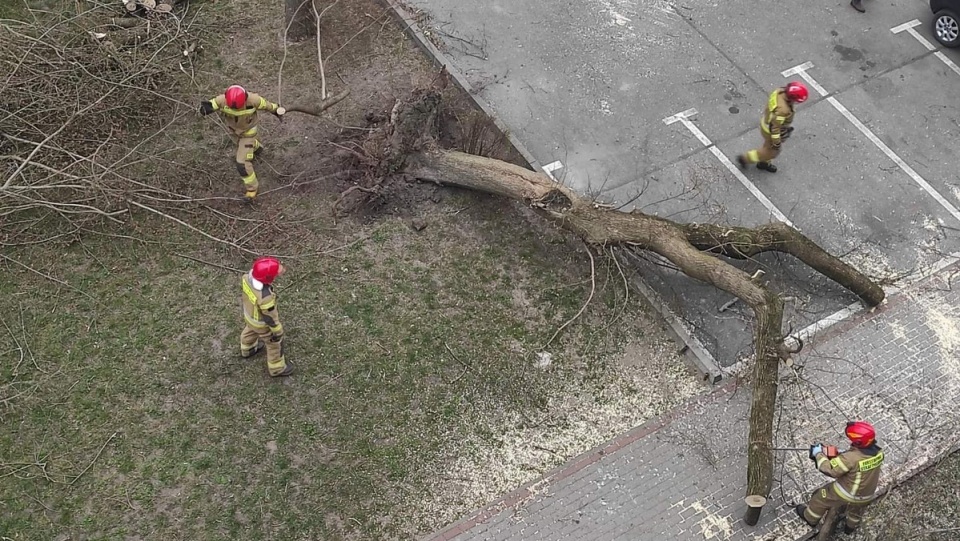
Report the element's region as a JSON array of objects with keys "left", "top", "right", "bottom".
[{"left": 931, "top": 0, "right": 960, "bottom": 48}]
